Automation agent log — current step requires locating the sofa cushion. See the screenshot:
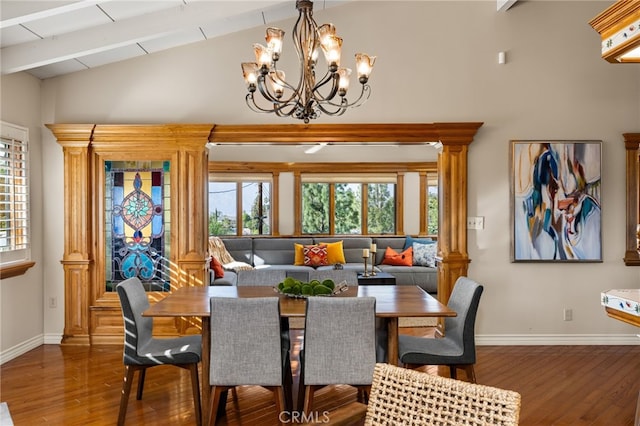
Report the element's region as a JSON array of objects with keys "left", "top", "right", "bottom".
[
  {"left": 413, "top": 241, "right": 437, "bottom": 267},
  {"left": 372, "top": 237, "right": 406, "bottom": 265},
  {"left": 314, "top": 237, "right": 372, "bottom": 264},
  {"left": 381, "top": 246, "right": 413, "bottom": 266},
  {"left": 376, "top": 265, "right": 437, "bottom": 294},
  {"left": 320, "top": 240, "right": 346, "bottom": 264},
  {"left": 211, "top": 270, "right": 238, "bottom": 286},
  {"left": 210, "top": 257, "right": 225, "bottom": 278},
  {"left": 253, "top": 238, "right": 313, "bottom": 266},
  {"left": 294, "top": 243, "right": 305, "bottom": 265},
  {"left": 220, "top": 237, "right": 253, "bottom": 265},
  {"left": 303, "top": 245, "right": 329, "bottom": 266},
  {"left": 403, "top": 236, "right": 433, "bottom": 251}
]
